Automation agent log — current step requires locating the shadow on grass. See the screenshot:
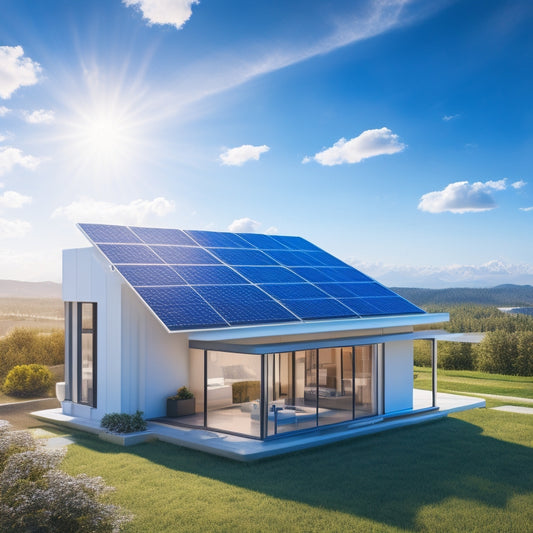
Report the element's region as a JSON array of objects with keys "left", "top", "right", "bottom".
[{"left": 68, "top": 416, "right": 533, "bottom": 531}]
